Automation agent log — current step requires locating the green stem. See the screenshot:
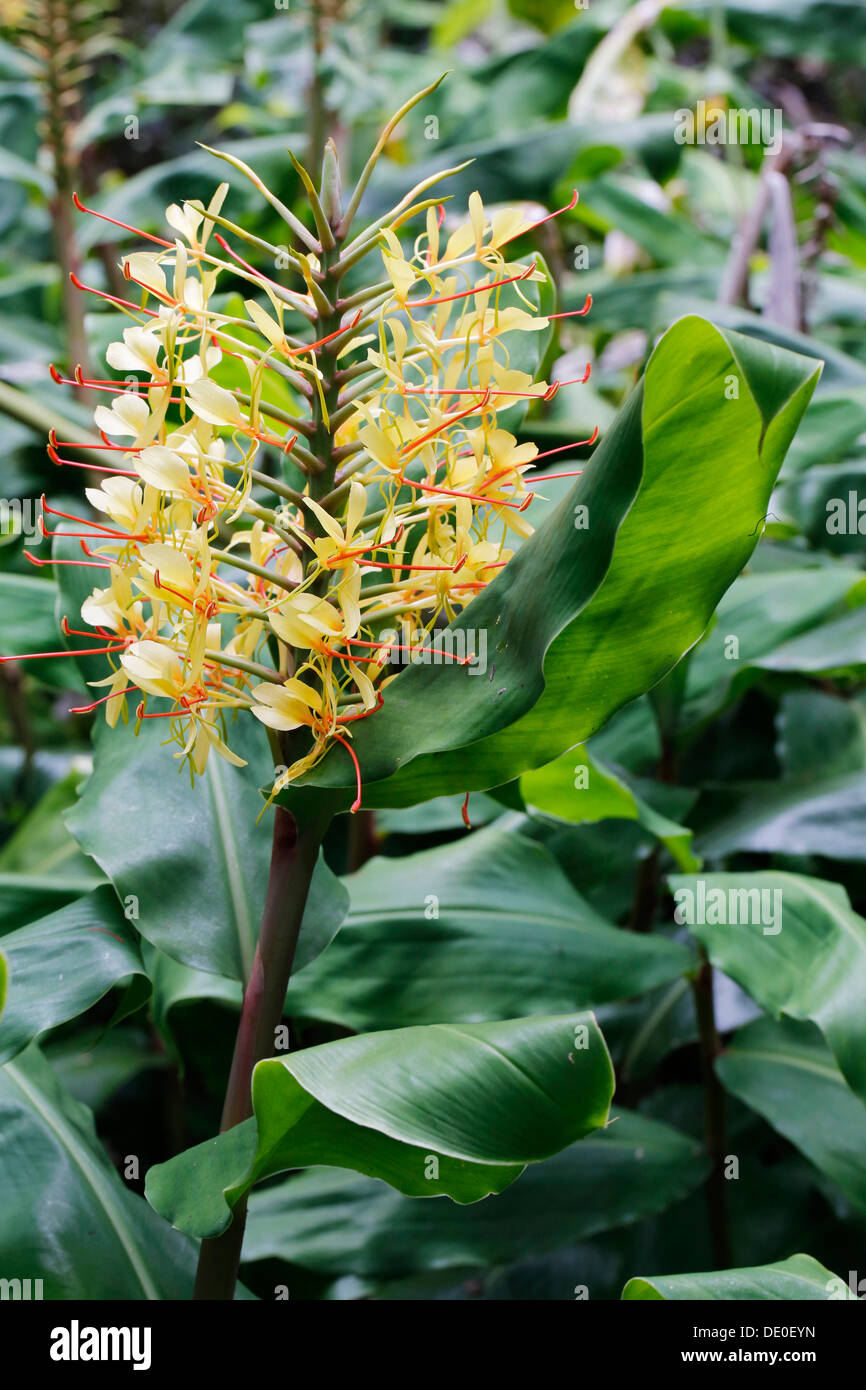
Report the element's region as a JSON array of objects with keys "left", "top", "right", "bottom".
[
  {"left": 193, "top": 802, "right": 328, "bottom": 1300},
  {"left": 195, "top": 213, "right": 350, "bottom": 1301},
  {"left": 692, "top": 951, "right": 732, "bottom": 1270},
  {"left": 308, "top": 0, "right": 328, "bottom": 183}
]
